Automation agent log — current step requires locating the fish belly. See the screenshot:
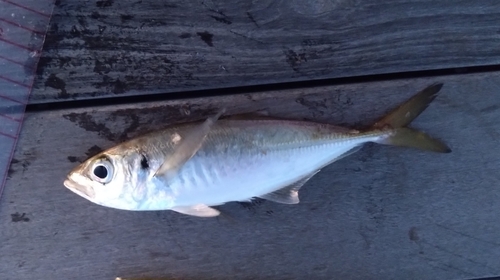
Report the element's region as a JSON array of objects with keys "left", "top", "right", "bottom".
[{"left": 168, "top": 140, "right": 364, "bottom": 207}]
